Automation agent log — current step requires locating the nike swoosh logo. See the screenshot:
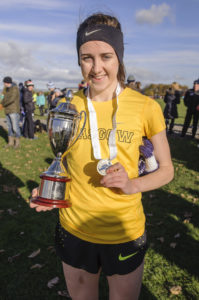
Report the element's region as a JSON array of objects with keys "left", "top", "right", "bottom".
[
  {"left": 118, "top": 251, "right": 138, "bottom": 261},
  {"left": 85, "top": 29, "right": 101, "bottom": 36}
]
